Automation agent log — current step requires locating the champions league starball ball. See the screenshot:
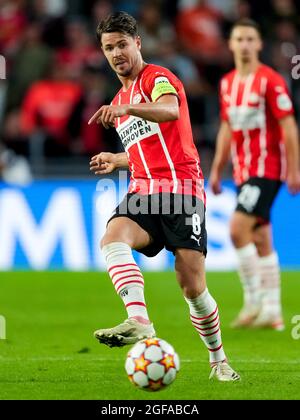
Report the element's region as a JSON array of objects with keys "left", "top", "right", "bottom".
[{"left": 125, "top": 338, "right": 180, "bottom": 391}]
